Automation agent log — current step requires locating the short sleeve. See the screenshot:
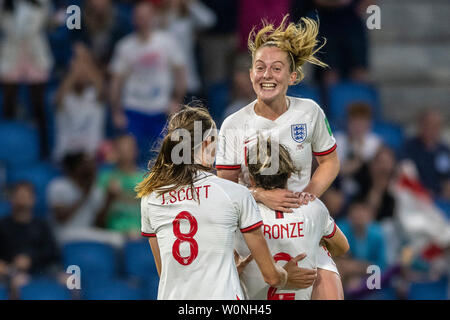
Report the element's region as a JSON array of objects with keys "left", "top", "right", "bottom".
[
  {"left": 237, "top": 190, "right": 263, "bottom": 233},
  {"left": 216, "top": 118, "right": 243, "bottom": 170},
  {"left": 311, "top": 105, "right": 337, "bottom": 156},
  {"left": 140, "top": 196, "right": 156, "bottom": 237},
  {"left": 321, "top": 204, "right": 336, "bottom": 239}
]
